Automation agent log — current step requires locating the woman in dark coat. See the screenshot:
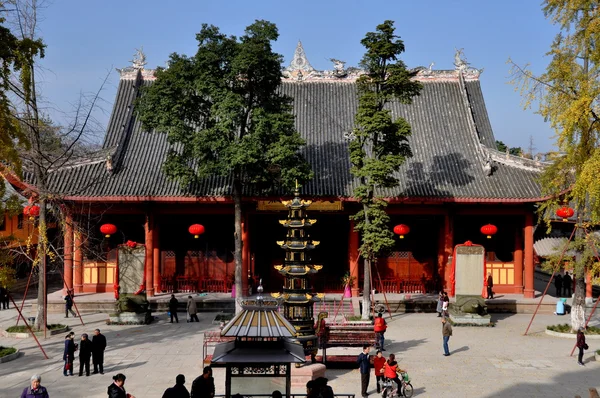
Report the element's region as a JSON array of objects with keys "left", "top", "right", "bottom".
[
  {"left": 108, "top": 373, "right": 135, "bottom": 398},
  {"left": 63, "top": 334, "right": 75, "bottom": 376},
  {"left": 576, "top": 327, "right": 587, "bottom": 366}
]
